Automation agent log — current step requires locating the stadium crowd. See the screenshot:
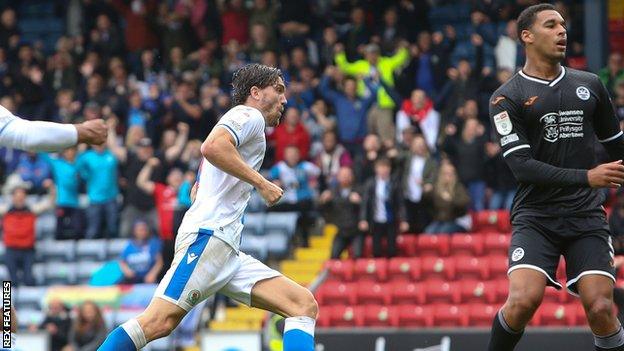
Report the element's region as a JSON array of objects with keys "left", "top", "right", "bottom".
[{"left": 0, "top": 0, "right": 623, "bottom": 295}]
